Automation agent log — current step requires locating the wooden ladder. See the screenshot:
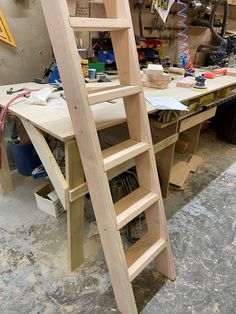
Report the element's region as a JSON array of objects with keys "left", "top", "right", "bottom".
[{"left": 40, "top": 1, "right": 176, "bottom": 313}]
